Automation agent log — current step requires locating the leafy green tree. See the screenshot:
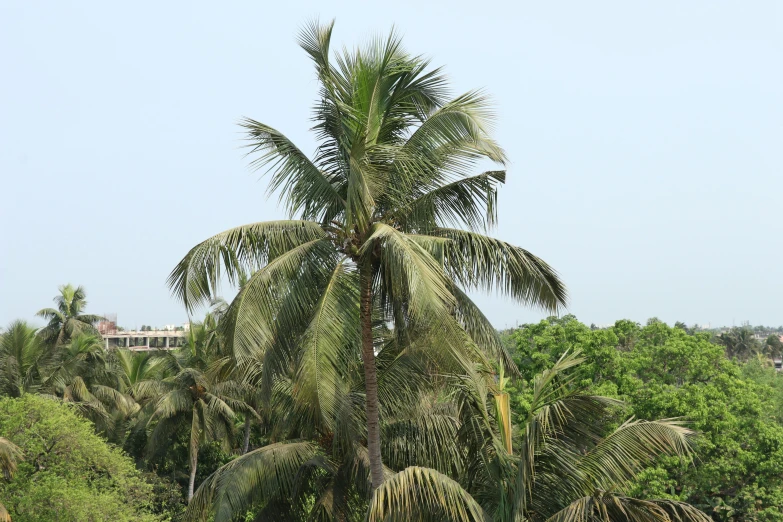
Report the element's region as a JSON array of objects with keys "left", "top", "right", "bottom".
[
  {"left": 740, "top": 356, "right": 783, "bottom": 424},
  {"left": 169, "top": 20, "right": 566, "bottom": 490},
  {"left": 36, "top": 284, "right": 103, "bottom": 346},
  {"left": 507, "top": 317, "right": 783, "bottom": 522},
  {"left": 619, "top": 325, "right": 783, "bottom": 522},
  {"left": 0, "top": 320, "right": 44, "bottom": 397},
  {"left": 0, "top": 394, "right": 163, "bottom": 521}
]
